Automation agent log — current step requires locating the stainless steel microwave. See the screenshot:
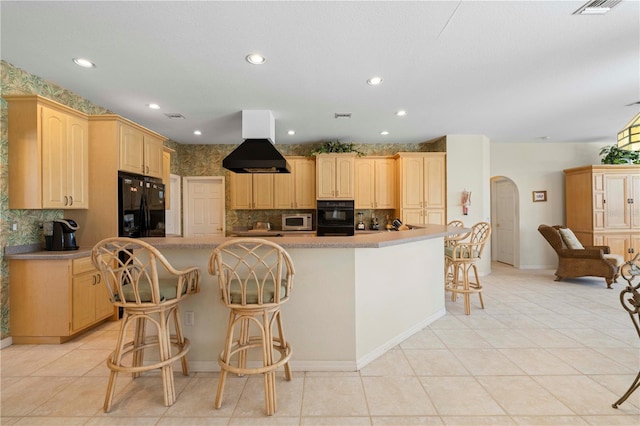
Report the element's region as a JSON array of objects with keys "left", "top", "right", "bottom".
[{"left": 282, "top": 213, "right": 313, "bottom": 231}]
